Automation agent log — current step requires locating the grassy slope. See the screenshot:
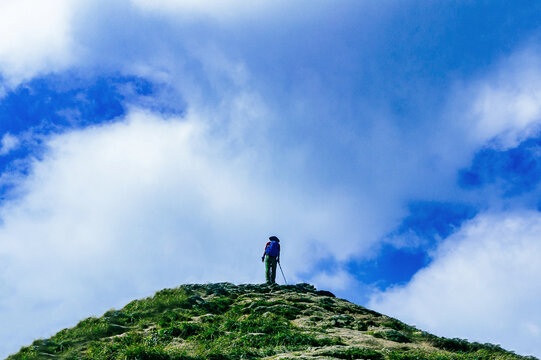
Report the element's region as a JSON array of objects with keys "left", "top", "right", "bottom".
[{"left": 8, "top": 283, "right": 537, "bottom": 360}]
